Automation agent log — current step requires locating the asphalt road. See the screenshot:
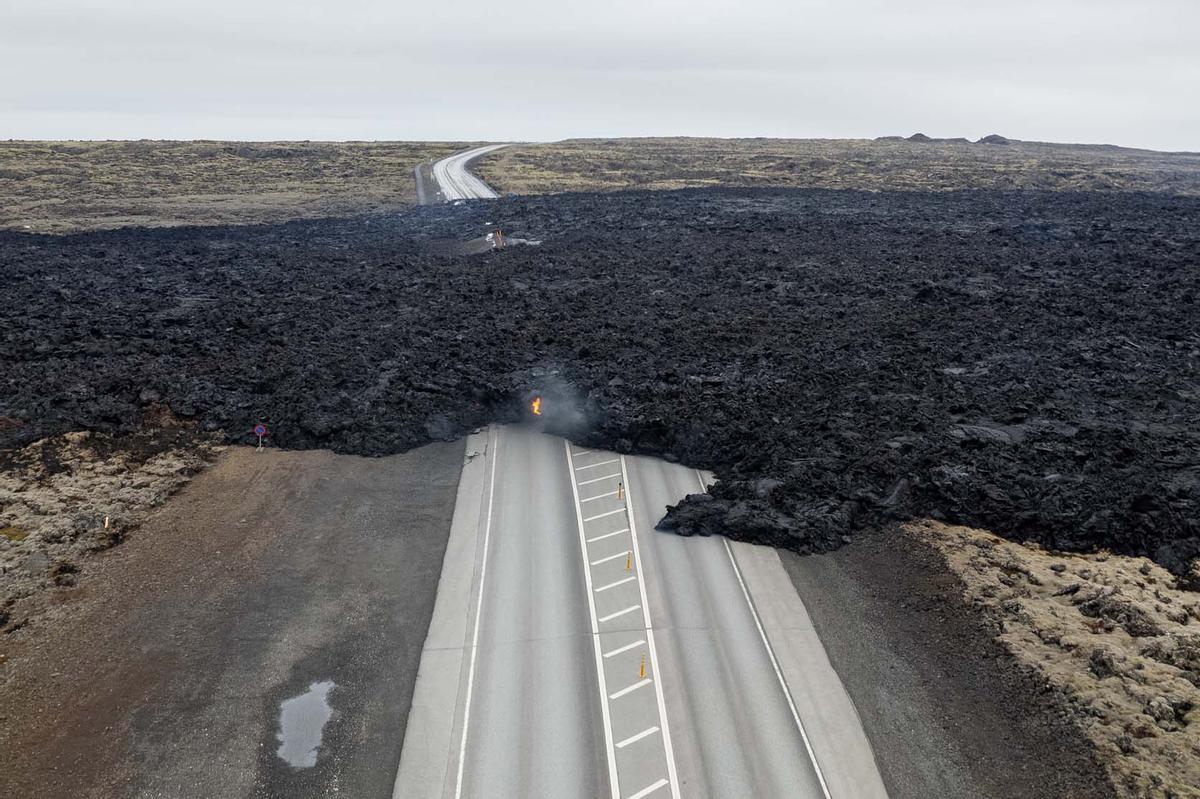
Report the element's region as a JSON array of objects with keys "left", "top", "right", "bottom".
[
  {"left": 430, "top": 144, "right": 507, "bottom": 201},
  {"left": 396, "top": 425, "right": 887, "bottom": 799}
]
